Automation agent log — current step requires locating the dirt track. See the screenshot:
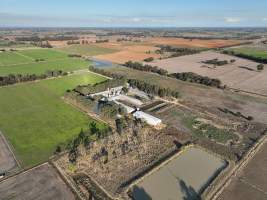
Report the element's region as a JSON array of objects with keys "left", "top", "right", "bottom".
[
  {"left": 0, "top": 163, "right": 76, "bottom": 200},
  {"left": 0, "top": 132, "right": 18, "bottom": 173}
]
